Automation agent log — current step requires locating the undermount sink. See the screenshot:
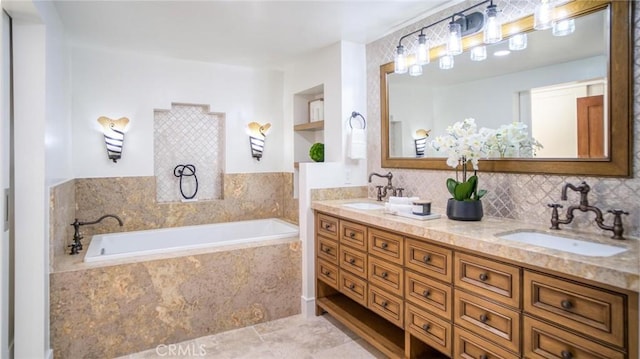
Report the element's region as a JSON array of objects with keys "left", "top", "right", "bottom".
[
  {"left": 342, "top": 202, "right": 384, "bottom": 210},
  {"left": 497, "top": 231, "right": 627, "bottom": 257}
]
